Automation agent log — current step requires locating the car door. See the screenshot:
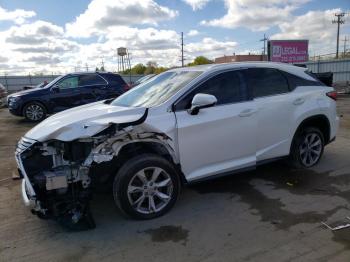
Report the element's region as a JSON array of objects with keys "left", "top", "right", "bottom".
[
  {"left": 50, "top": 75, "right": 81, "bottom": 112},
  {"left": 78, "top": 74, "right": 109, "bottom": 104},
  {"left": 174, "top": 70, "right": 257, "bottom": 182},
  {"left": 245, "top": 68, "right": 295, "bottom": 161}
]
